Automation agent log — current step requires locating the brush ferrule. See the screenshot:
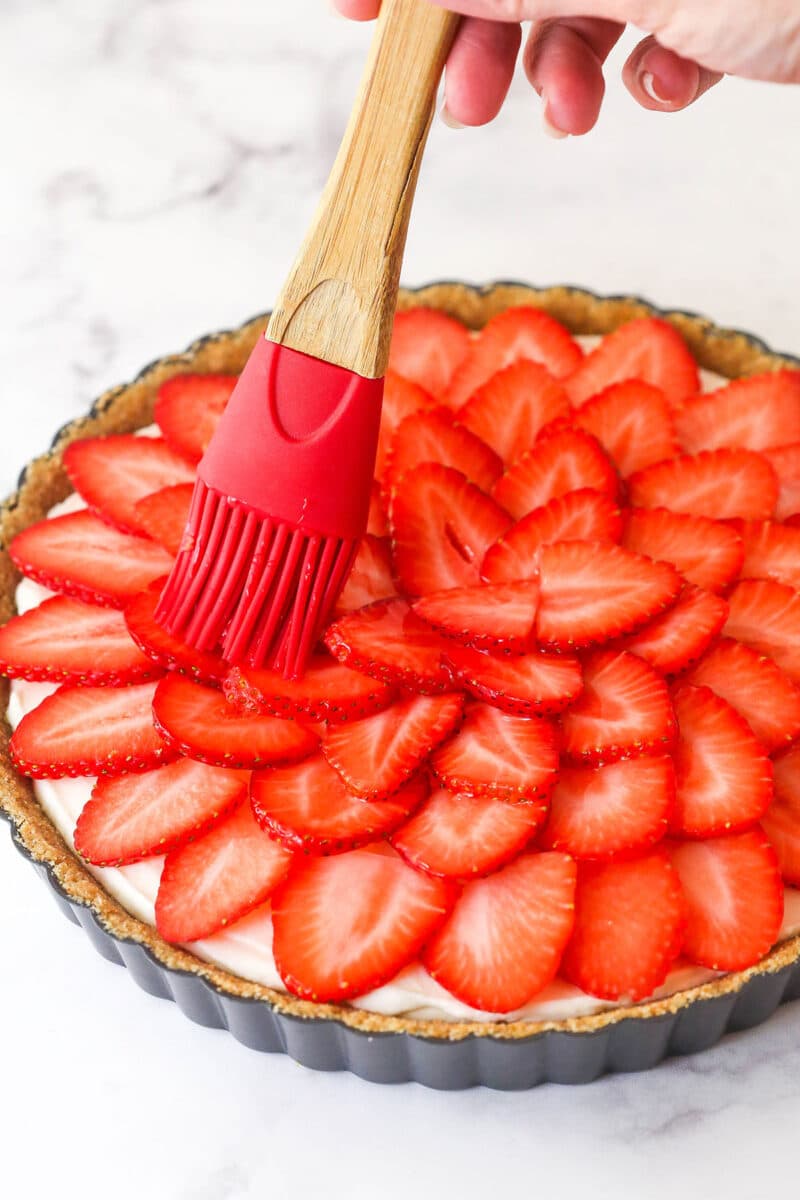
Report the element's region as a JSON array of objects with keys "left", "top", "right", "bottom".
[{"left": 197, "top": 336, "right": 384, "bottom": 542}]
